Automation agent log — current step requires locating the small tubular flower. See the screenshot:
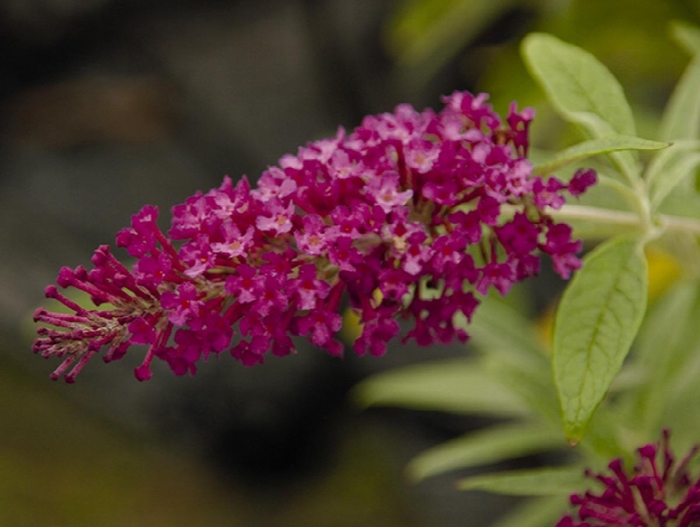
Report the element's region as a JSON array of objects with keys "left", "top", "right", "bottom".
[{"left": 33, "top": 91, "right": 595, "bottom": 382}]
